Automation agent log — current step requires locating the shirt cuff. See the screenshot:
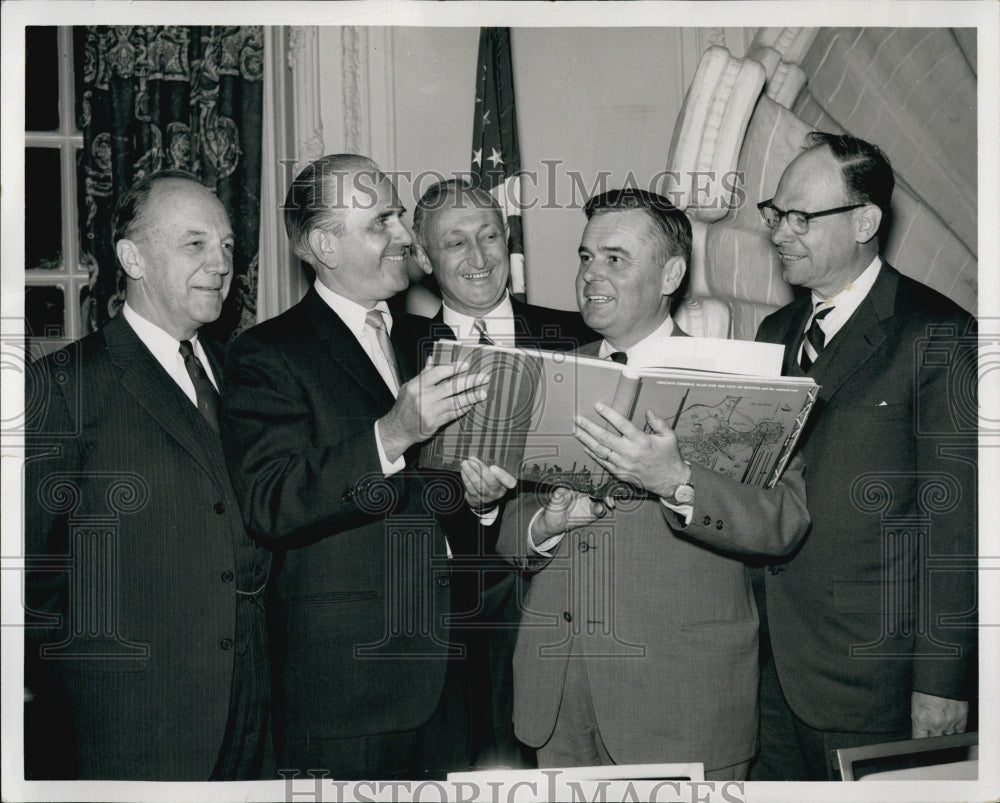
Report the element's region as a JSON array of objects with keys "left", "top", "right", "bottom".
[
  {"left": 473, "top": 506, "right": 500, "bottom": 526},
  {"left": 528, "top": 507, "right": 564, "bottom": 556},
  {"left": 374, "top": 421, "right": 406, "bottom": 477},
  {"left": 660, "top": 497, "right": 694, "bottom": 526}
]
